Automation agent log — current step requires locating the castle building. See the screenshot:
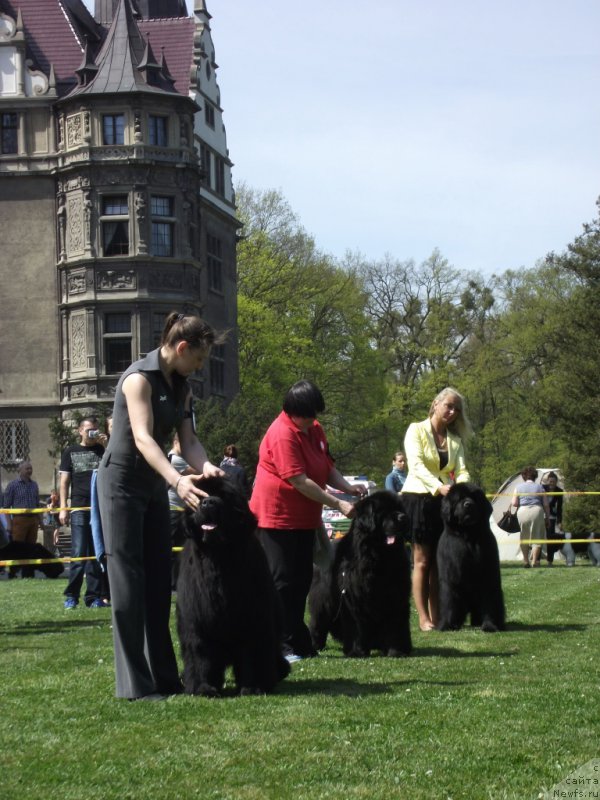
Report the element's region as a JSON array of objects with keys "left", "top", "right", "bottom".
[{"left": 0, "top": 0, "right": 238, "bottom": 493}]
